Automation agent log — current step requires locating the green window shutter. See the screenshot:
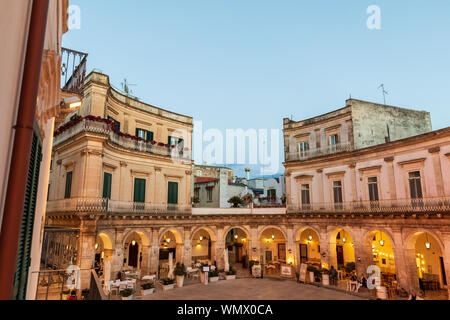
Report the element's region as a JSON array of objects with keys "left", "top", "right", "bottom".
[
  {"left": 168, "top": 182, "right": 178, "bottom": 204},
  {"left": 13, "top": 128, "right": 42, "bottom": 300},
  {"left": 147, "top": 131, "right": 154, "bottom": 141},
  {"left": 178, "top": 138, "right": 184, "bottom": 148},
  {"left": 134, "top": 178, "right": 146, "bottom": 203},
  {"left": 103, "top": 172, "right": 112, "bottom": 199},
  {"left": 65, "top": 171, "right": 72, "bottom": 199},
  {"left": 168, "top": 136, "right": 173, "bottom": 145}
]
